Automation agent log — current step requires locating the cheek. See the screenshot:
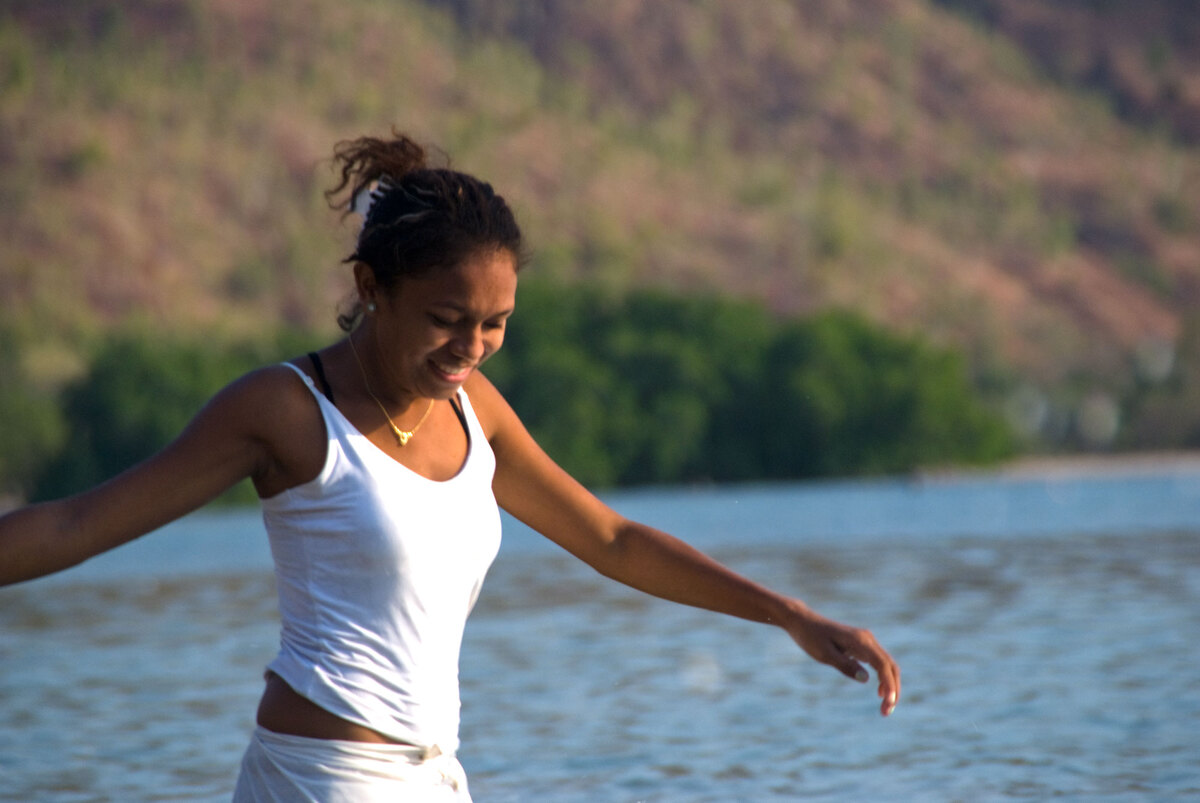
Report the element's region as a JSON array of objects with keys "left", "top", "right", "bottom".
[{"left": 483, "top": 329, "right": 505, "bottom": 355}]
